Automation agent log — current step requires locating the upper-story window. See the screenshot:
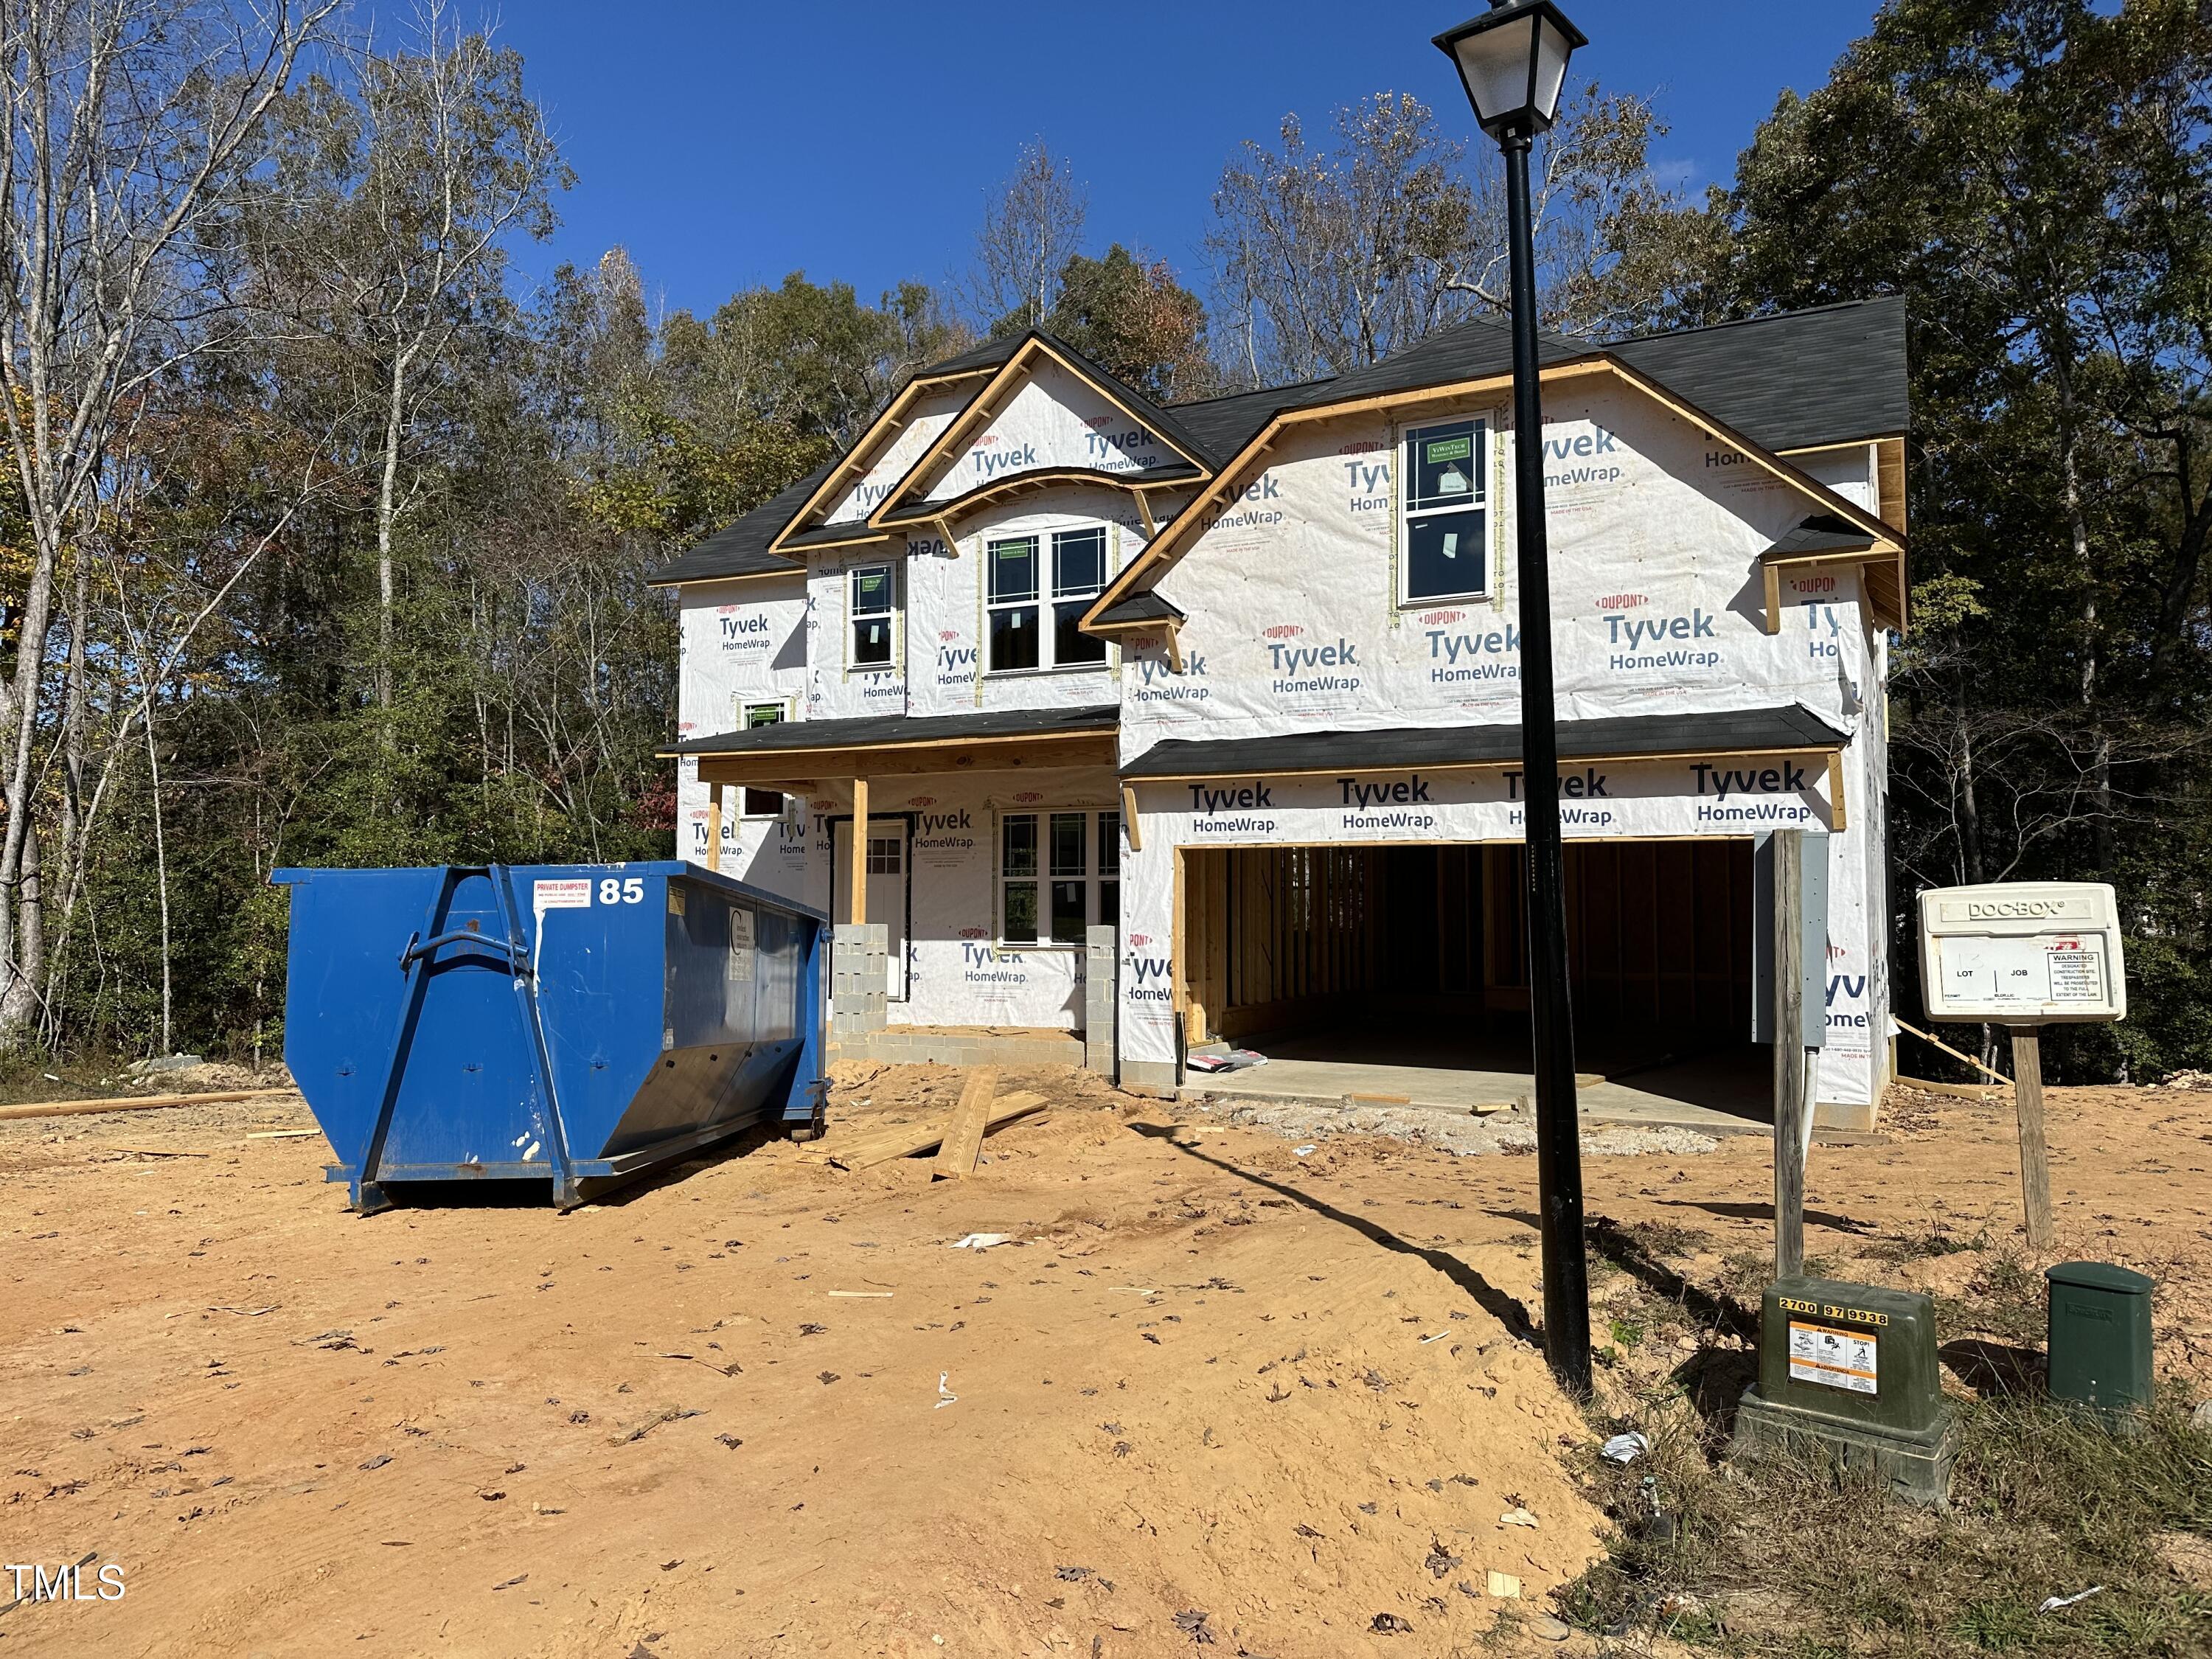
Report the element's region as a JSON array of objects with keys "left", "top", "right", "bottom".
[
  {"left": 849, "top": 564, "right": 896, "bottom": 668},
  {"left": 1400, "top": 419, "right": 1489, "bottom": 605},
  {"left": 987, "top": 527, "right": 1109, "bottom": 673}
]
